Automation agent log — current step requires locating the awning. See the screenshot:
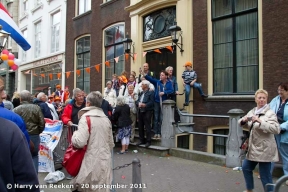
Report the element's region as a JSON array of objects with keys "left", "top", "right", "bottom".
[{"left": 33, "top": 86, "right": 48, "bottom": 91}]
